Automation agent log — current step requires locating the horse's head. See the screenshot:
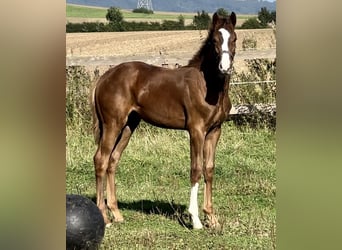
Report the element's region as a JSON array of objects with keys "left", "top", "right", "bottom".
[{"left": 211, "top": 12, "right": 237, "bottom": 75}]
